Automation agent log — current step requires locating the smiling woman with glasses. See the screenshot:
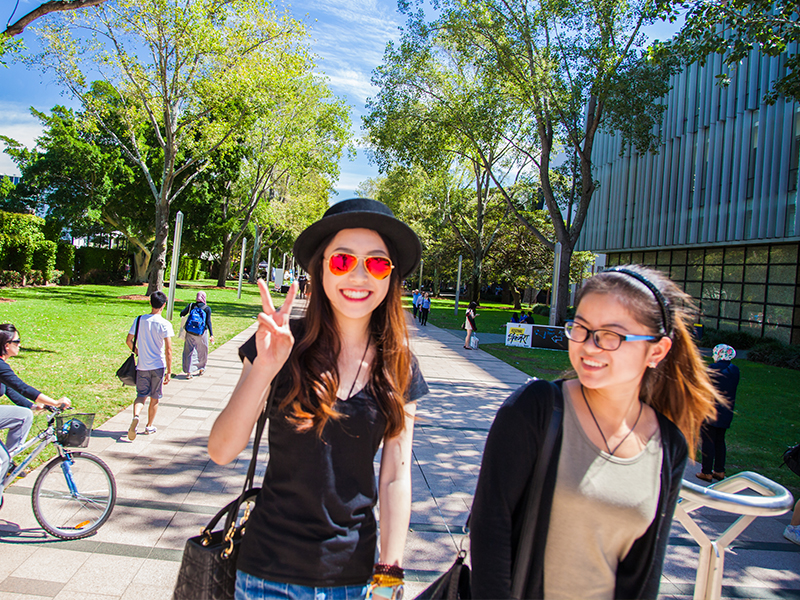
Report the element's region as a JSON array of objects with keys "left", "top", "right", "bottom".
[
  {"left": 208, "top": 199, "right": 429, "bottom": 600},
  {"left": 470, "top": 265, "right": 721, "bottom": 600},
  {"left": 0, "top": 324, "right": 71, "bottom": 506}
]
